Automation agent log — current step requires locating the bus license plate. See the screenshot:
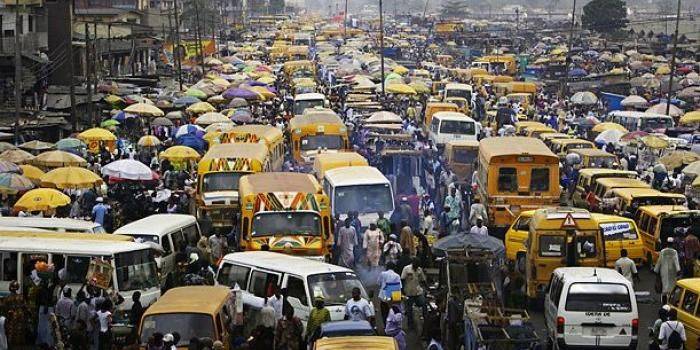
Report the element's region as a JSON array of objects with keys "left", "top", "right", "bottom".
[{"left": 591, "top": 327, "right": 607, "bottom": 336}]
